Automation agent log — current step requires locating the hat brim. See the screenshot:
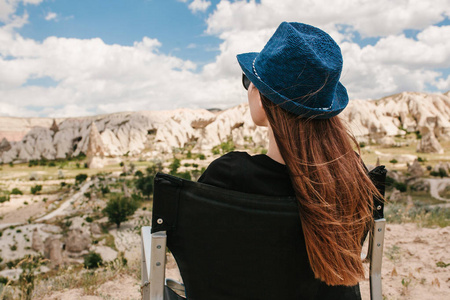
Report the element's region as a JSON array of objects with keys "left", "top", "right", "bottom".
[{"left": 237, "top": 52, "right": 349, "bottom": 119}]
